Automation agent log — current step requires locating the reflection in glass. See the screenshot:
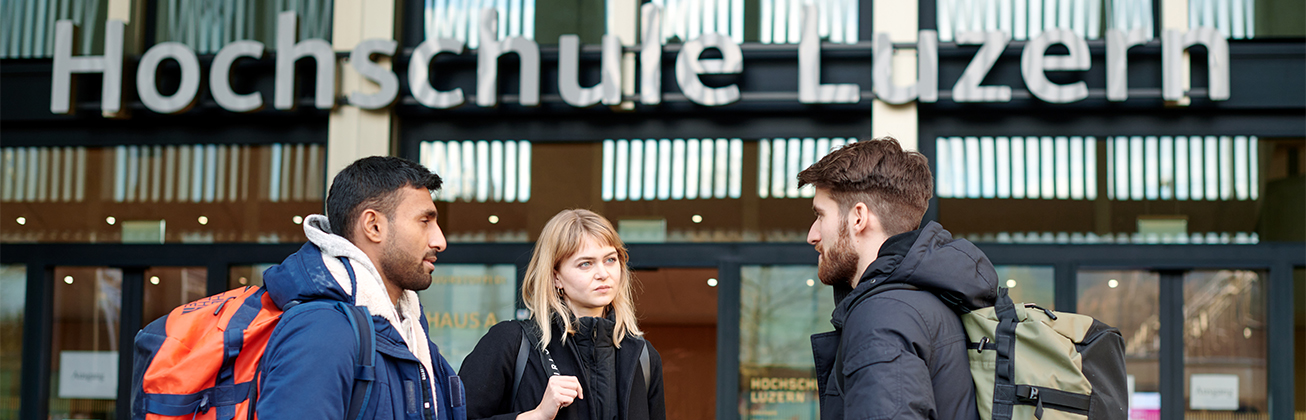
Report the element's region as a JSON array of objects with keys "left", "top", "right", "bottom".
[
  {"left": 142, "top": 267, "right": 209, "bottom": 324},
  {"left": 739, "top": 266, "right": 831, "bottom": 420},
  {"left": 418, "top": 264, "right": 516, "bottom": 370},
  {"left": 1183, "top": 270, "right": 1267, "bottom": 416},
  {"left": 1294, "top": 268, "right": 1304, "bottom": 416},
  {"left": 996, "top": 266, "right": 1054, "bottom": 309},
  {"left": 51, "top": 267, "right": 123, "bottom": 420},
  {"left": 1077, "top": 270, "right": 1159, "bottom": 420},
  {"left": 229, "top": 264, "right": 275, "bottom": 289},
  {"left": 0, "top": 265, "right": 24, "bottom": 419}
]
